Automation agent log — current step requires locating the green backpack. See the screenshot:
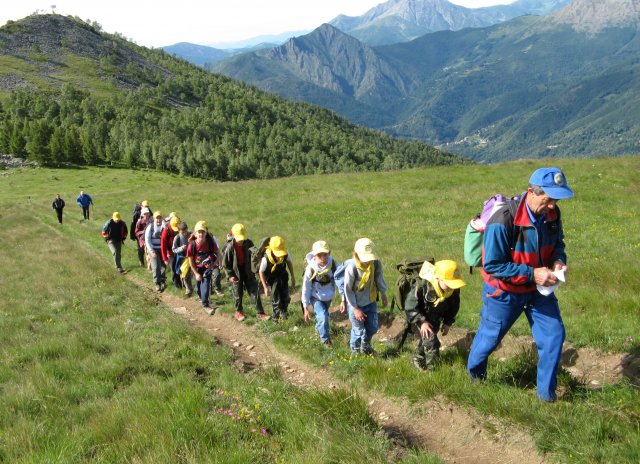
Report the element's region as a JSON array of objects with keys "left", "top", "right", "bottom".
[{"left": 390, "top": 257, "right": 435, "bottom": 313}]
